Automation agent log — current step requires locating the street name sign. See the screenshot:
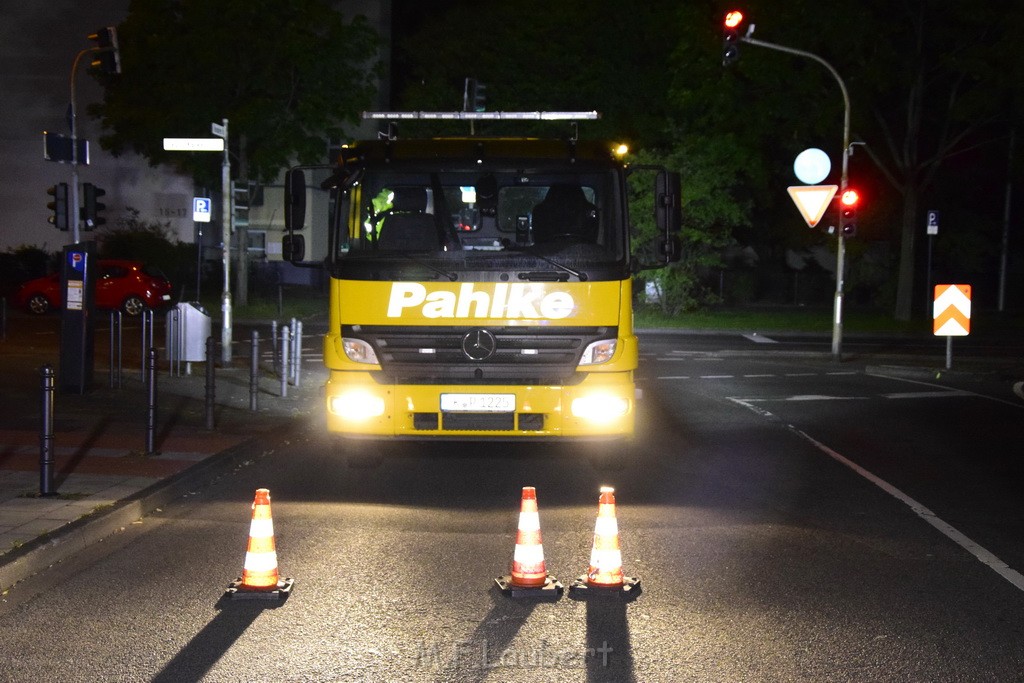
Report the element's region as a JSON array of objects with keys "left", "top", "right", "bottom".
[
  {"left": 163, "top": 138, "right": 225, "bottom": 152},
  {"left": 787, "top": 185, "right": 838, "bottom": 227},
  {"left": 933, "top": 284, "right": 971, "bottom": 336}
]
